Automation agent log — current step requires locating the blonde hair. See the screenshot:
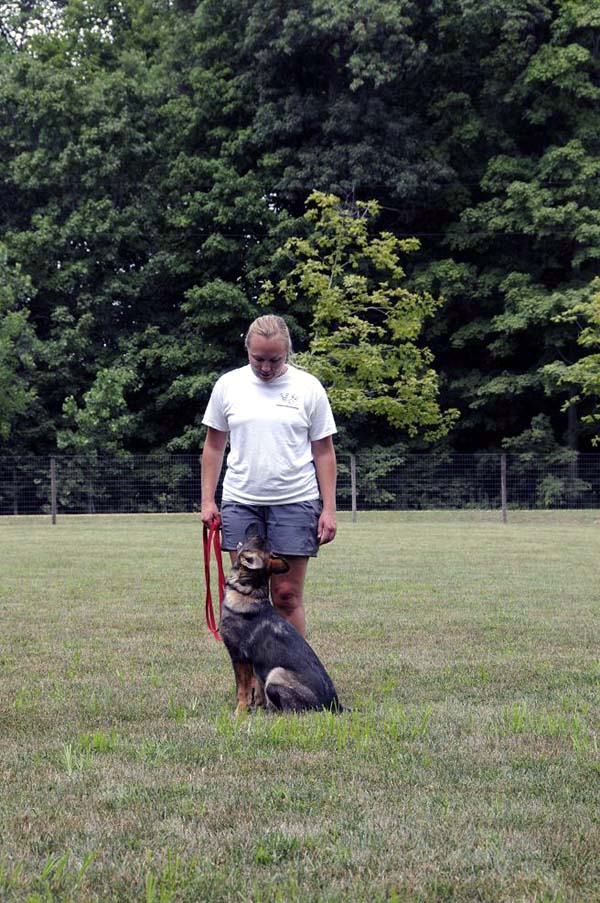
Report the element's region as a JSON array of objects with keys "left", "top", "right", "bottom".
[{"left": 245, "top": 315, "right": 293, "bottom": 358}]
